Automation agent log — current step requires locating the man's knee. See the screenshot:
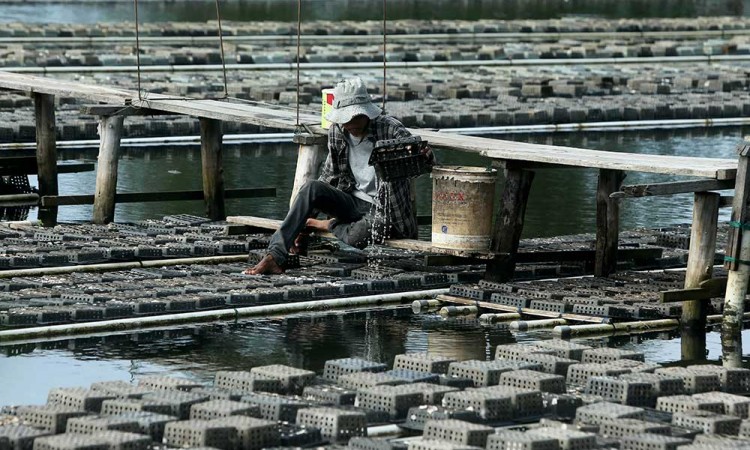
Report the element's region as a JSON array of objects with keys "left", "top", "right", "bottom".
[{"left": 299, "top": 180, "right": 327, "bottom": 197}]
